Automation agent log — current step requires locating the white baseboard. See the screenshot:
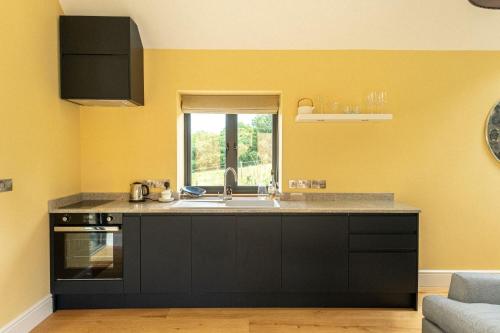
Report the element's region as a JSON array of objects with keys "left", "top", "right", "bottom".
[
  {"left": 419, "top": 270, "right": 500, "bottom": 290},
  {"left": 0, "top": 295, "right": 52, "bottom": 333}
]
